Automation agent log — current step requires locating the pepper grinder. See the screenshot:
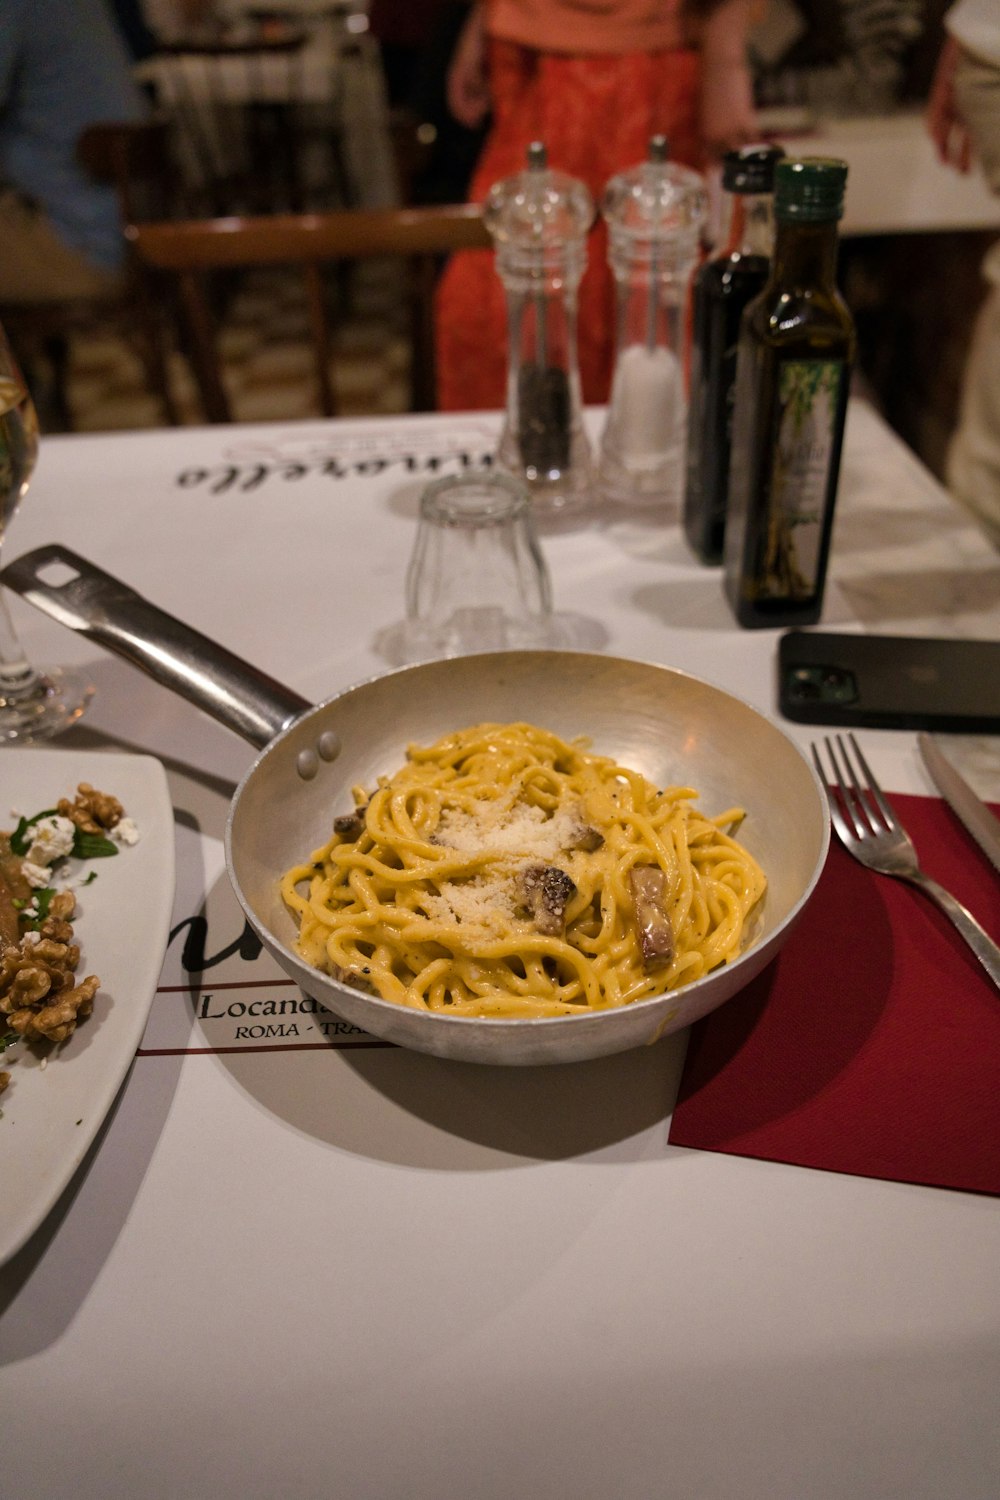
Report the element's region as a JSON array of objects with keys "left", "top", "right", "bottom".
[
  {"left": 598, "top": 137, "right": 707, "bottom": 509},
  {"left": 484, "top": 141, "right": 594, "bottom": 512}
]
